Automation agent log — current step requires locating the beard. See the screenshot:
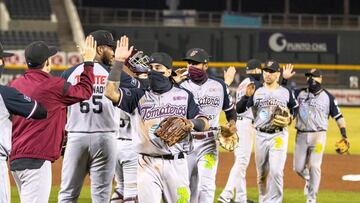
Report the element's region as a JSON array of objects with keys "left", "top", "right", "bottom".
[{"left": 101, "top": 53, "right": 114, "bottom": 66}]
